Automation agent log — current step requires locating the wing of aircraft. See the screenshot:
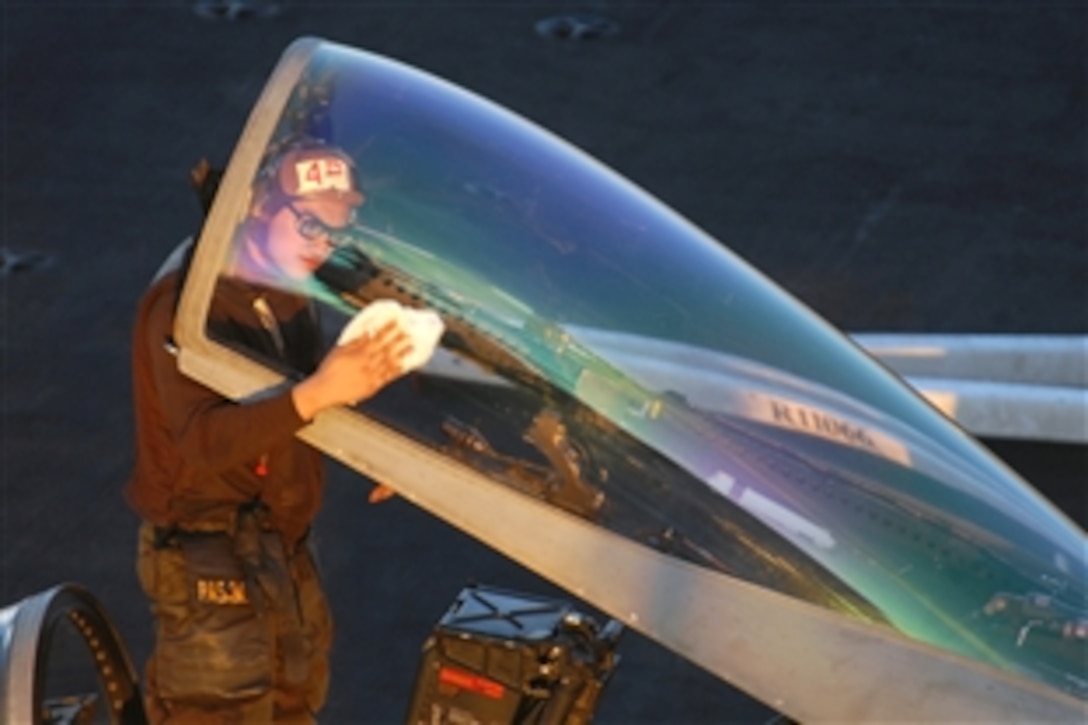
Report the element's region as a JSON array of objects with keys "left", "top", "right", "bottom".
[{"left": 3, "top": 37, "right": 1084, "bottom": 723}]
